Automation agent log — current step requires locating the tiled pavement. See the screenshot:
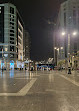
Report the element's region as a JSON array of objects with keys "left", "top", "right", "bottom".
[{"left": 0, "top": 70, "right": 79, "bottom": 111}]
